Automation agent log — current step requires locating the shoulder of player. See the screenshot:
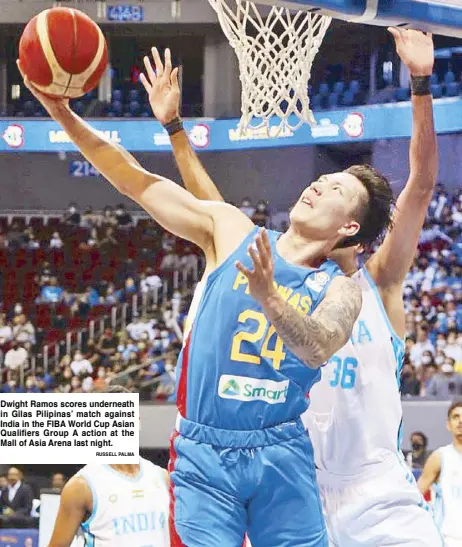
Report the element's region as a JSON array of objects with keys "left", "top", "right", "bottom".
[
  {"left": 326, "top": 275, "right": 362, "bottom": 302},
  {"left": 60, "top": 474, "right": 93, "bottom": 511},
  {"left": 207, "top": 201, "right": 254, "bottom": 230},
  {"left": 426, "top": 448, "right": 443, "bottom": 471}
]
